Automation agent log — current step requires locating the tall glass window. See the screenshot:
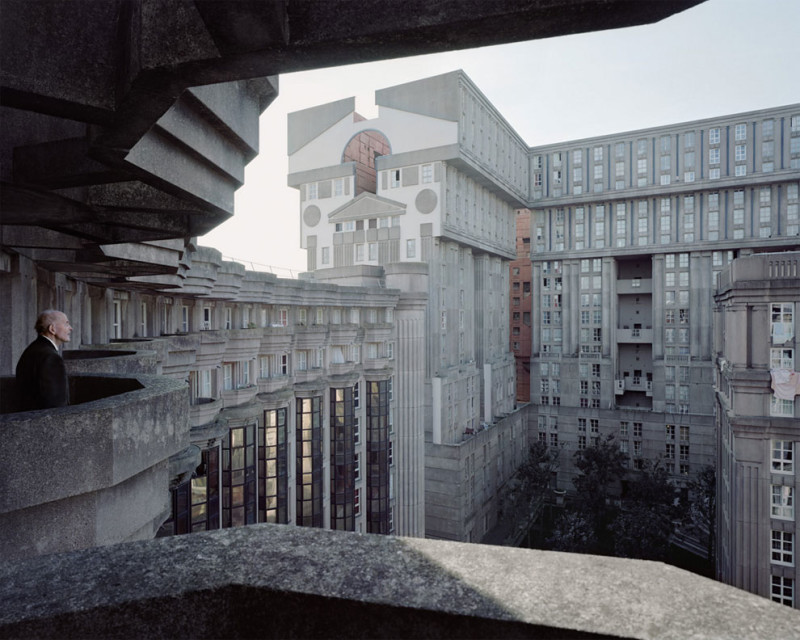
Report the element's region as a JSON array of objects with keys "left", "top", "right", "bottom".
[
  {"left": 366, "top": 379, "right": 391, "bottom": 534},
  {"left": 259, "top": 408, "right": 288, "bottom": 524},
  {"left": 330, "top": 387, "right": 357, "bottom": 531},
  {"left": 296, "top": 396, "right": 323, "bottom": 527},
  {"left": 222, "top": 424, "right": 256, "bottom": 527}
]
